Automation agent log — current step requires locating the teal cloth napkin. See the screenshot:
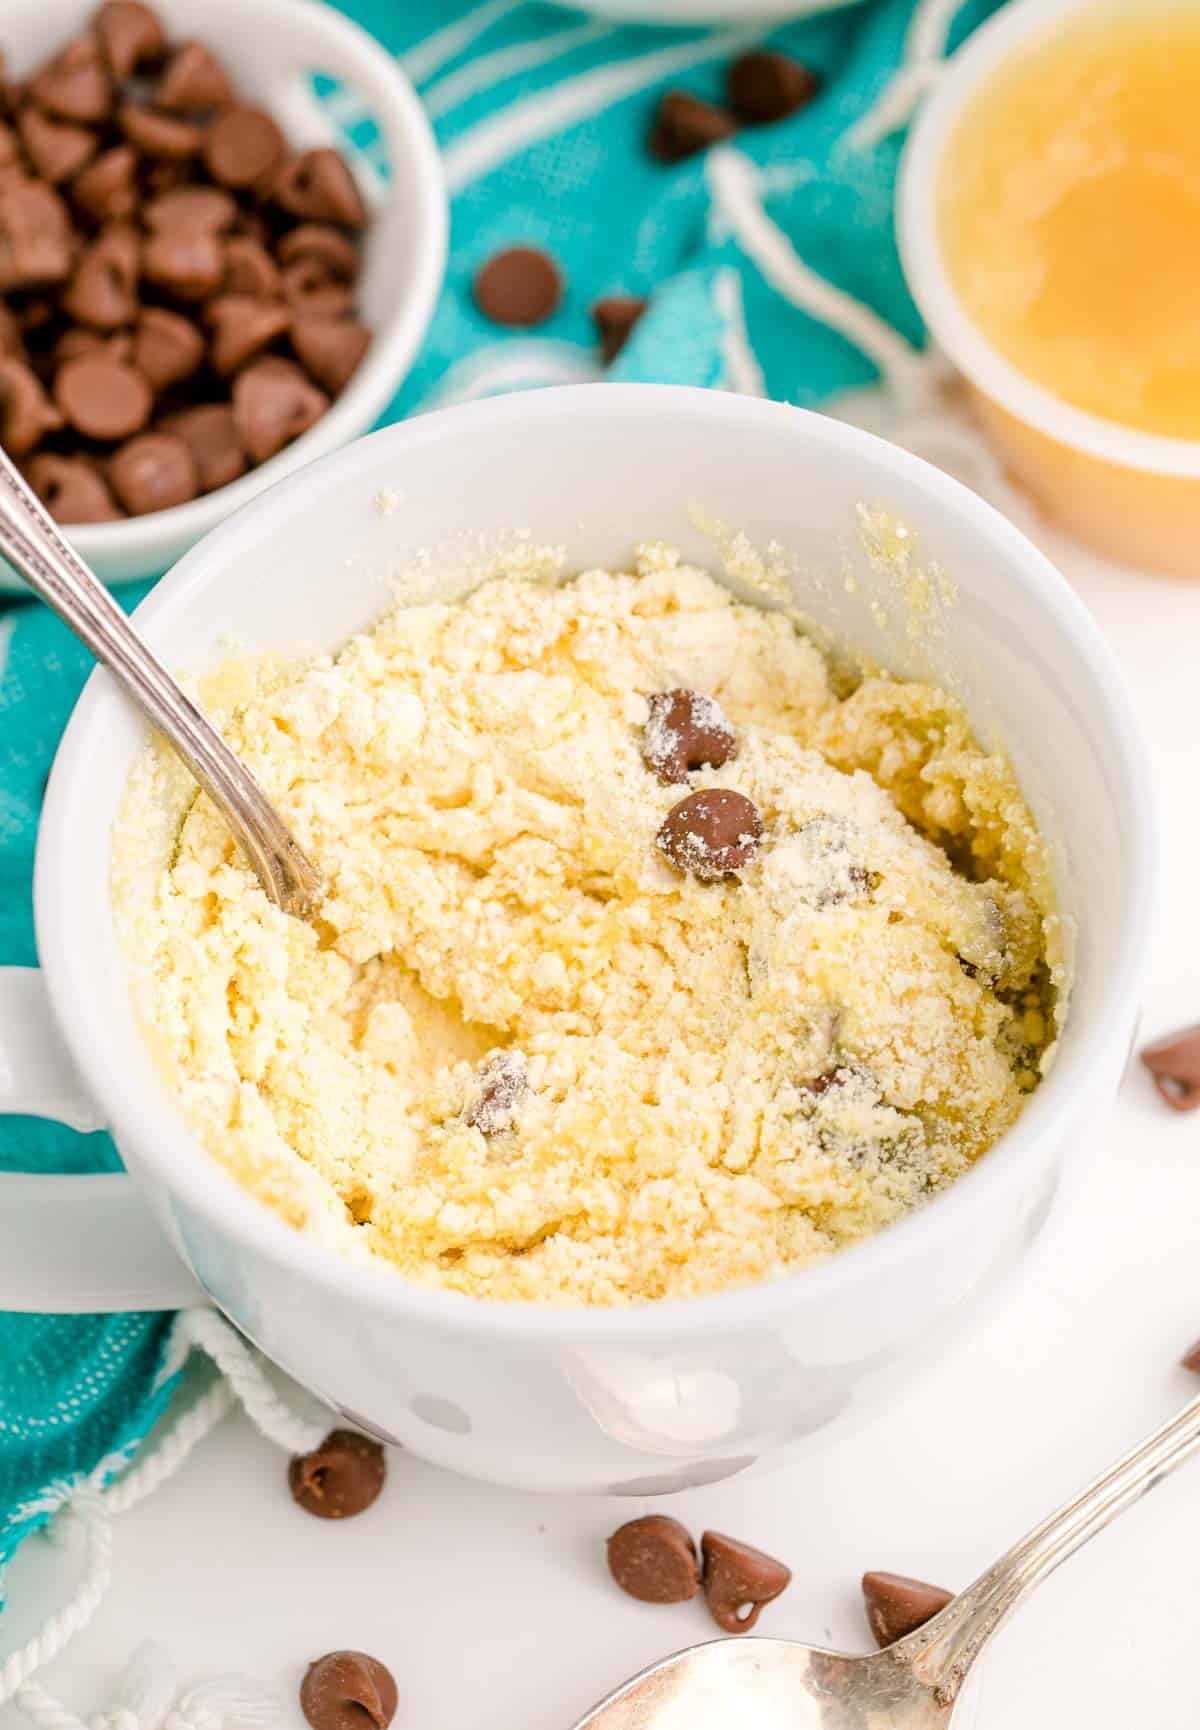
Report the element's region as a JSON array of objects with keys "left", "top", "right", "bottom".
[{"left": 0, "top": 0, "right": 1001, "bottom": 1590}]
